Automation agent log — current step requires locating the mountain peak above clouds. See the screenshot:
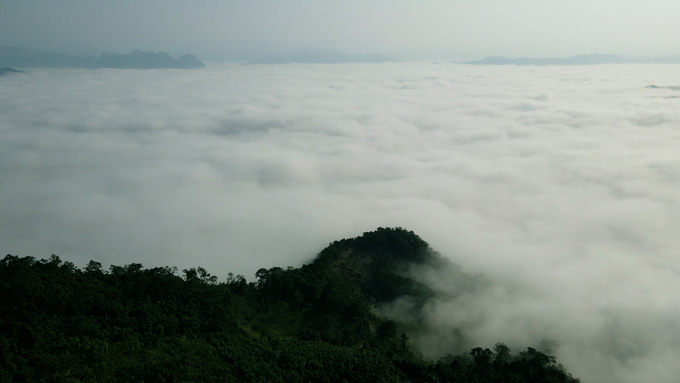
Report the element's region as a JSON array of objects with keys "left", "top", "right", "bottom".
[
  {"left": 95, "top": 50, "right": 205, "bottom": 69},
  {"left": 465, "top": 53, "right": 680, "bottom": 65},
  {"left": 0, "top": 67, "right": 24, "bottom": 76},
  {"left": 0, "top": 45, "right": 205, "bottom": 69}
]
